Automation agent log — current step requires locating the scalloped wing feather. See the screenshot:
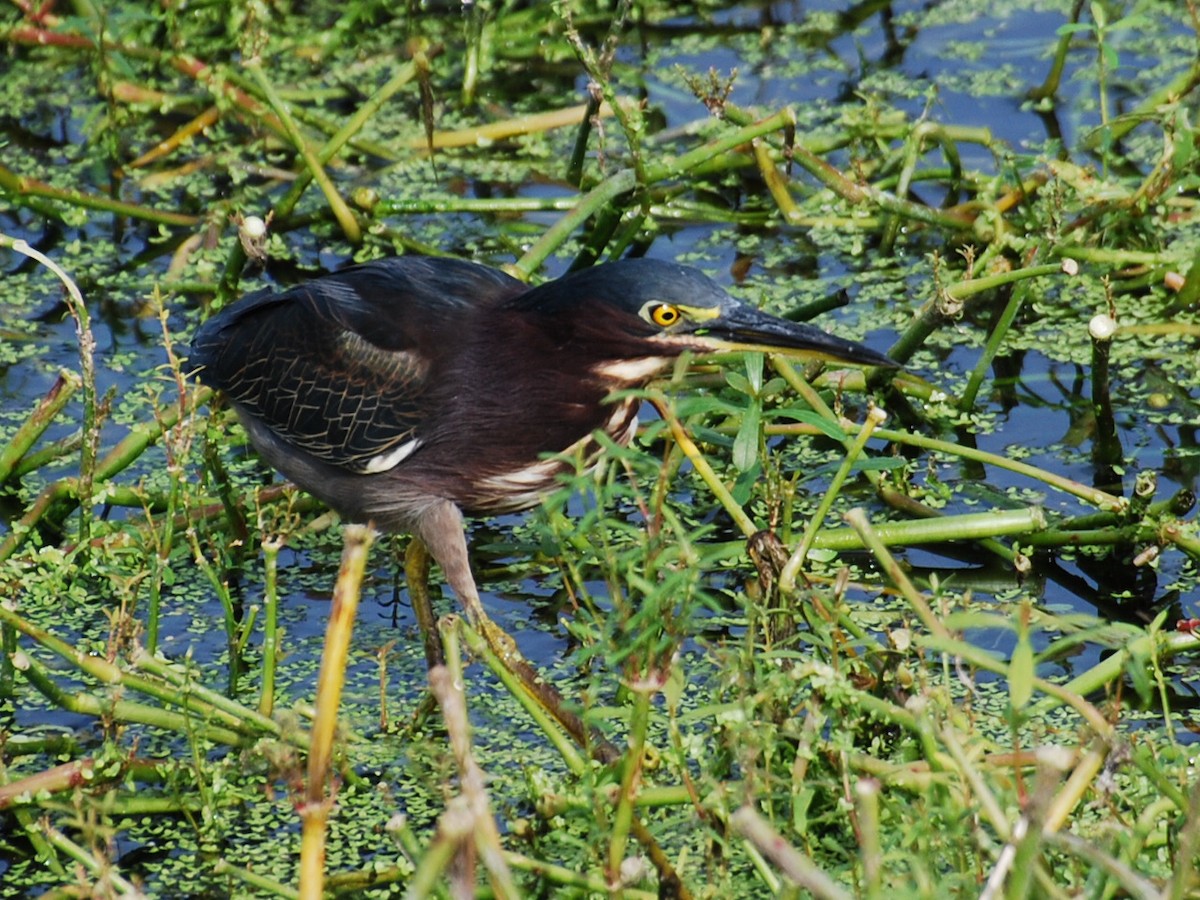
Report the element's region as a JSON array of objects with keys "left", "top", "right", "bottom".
[{"left": 190, "top": 258, "right": 526, "bottom": 474}]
